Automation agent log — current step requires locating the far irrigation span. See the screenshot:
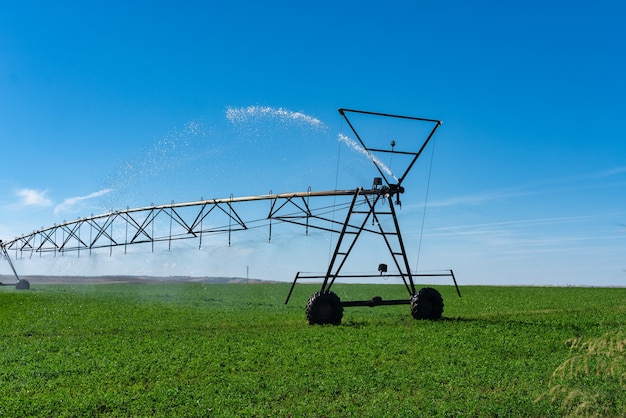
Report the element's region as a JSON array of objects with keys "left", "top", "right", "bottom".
[{"left": 1, "top": 108, "right": 460, "bottom": 324}]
